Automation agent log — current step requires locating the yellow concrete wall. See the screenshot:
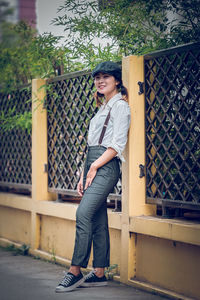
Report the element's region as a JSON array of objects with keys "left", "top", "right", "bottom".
[
  {"left": 40, "top": 215, "right": 76, "bottom": 260},
  {"left": 136, "top": 234, "right": 200, "bottom": 300},
  {"left": 109, "top": 228, "right": 121, "bottom": 274},
  {"left": 39, "top": 215, "right": 121, "bottom": 272},
  {"left": 0, "top": 206, "right": 31, "bottom": 245}
]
